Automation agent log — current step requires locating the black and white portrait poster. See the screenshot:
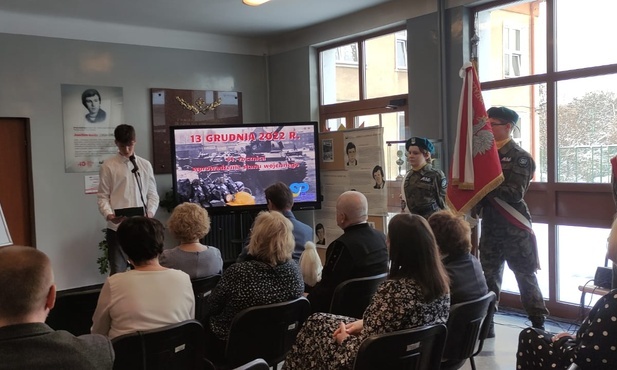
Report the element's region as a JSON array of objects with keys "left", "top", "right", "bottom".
[{"left": 62, "top": 84, "right": 124, "bottom": 173}]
